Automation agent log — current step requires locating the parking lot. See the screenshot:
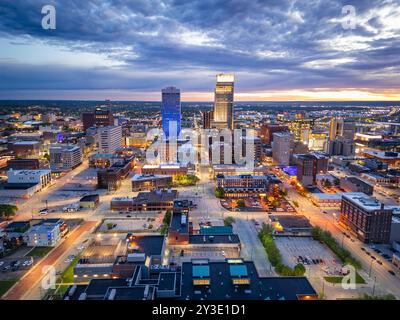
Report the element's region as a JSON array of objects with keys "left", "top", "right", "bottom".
[
  {"left": 98, "top": 215, "right": 162, "bottom": 232},
  {"left": 0, "top": 257, "right": 34, "bottom": 279},
  {"left": 275, "top": 237, "right": 344, "bottom": 276}
]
